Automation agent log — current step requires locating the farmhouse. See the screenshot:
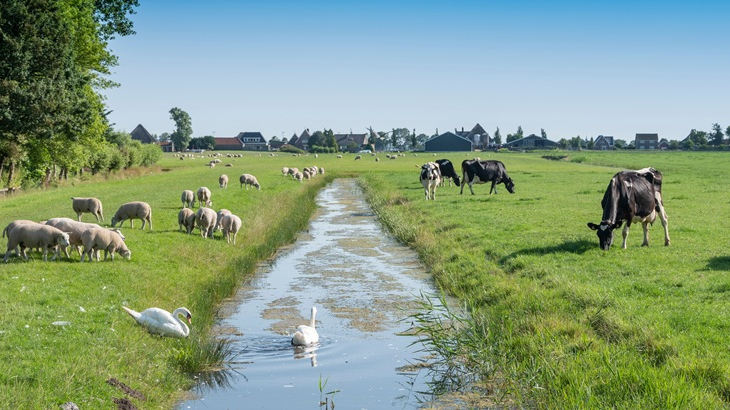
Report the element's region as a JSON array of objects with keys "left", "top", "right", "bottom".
[
  {"left": 235, "top": 132, "right": 269, "bottom": 151},
  {"left": 289, "top": 129, "right": 311, "bottom": 151},
  {"left": 130, "top": 124, "right": 154, "bottom": 144},
  {"left": 455, "top": 123, "right": 490, "bottom": 150},
  {"left": 424, "top": 131, "right": 473, "bottom": 152},
  {"left": 635, "top": 133, "right": 659, "bottom": 150},
  {"left": 214, "top": 137, "right": 245, "bottom": 151},
  {"left": 594, "top": 135, "right": 614, "bottom": 150},
  {"left": 502, "top": 134, "right": 560, "bottom": 149},
  {"left": 335, "top": 133, "right": 369, "bottom": 152}
]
